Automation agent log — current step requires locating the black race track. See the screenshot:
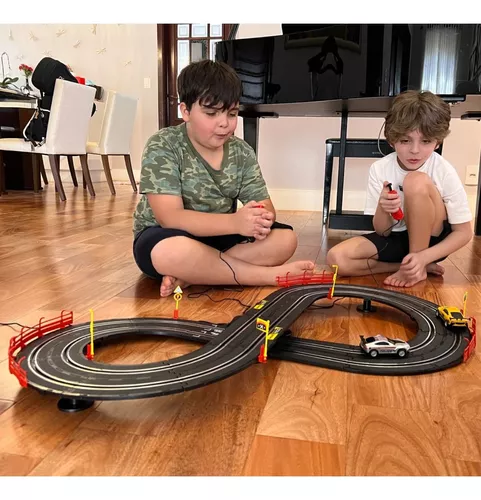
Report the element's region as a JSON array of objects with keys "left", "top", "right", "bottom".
[{"left": 13, "top": 285, "right": 473, "bottom": 402}]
